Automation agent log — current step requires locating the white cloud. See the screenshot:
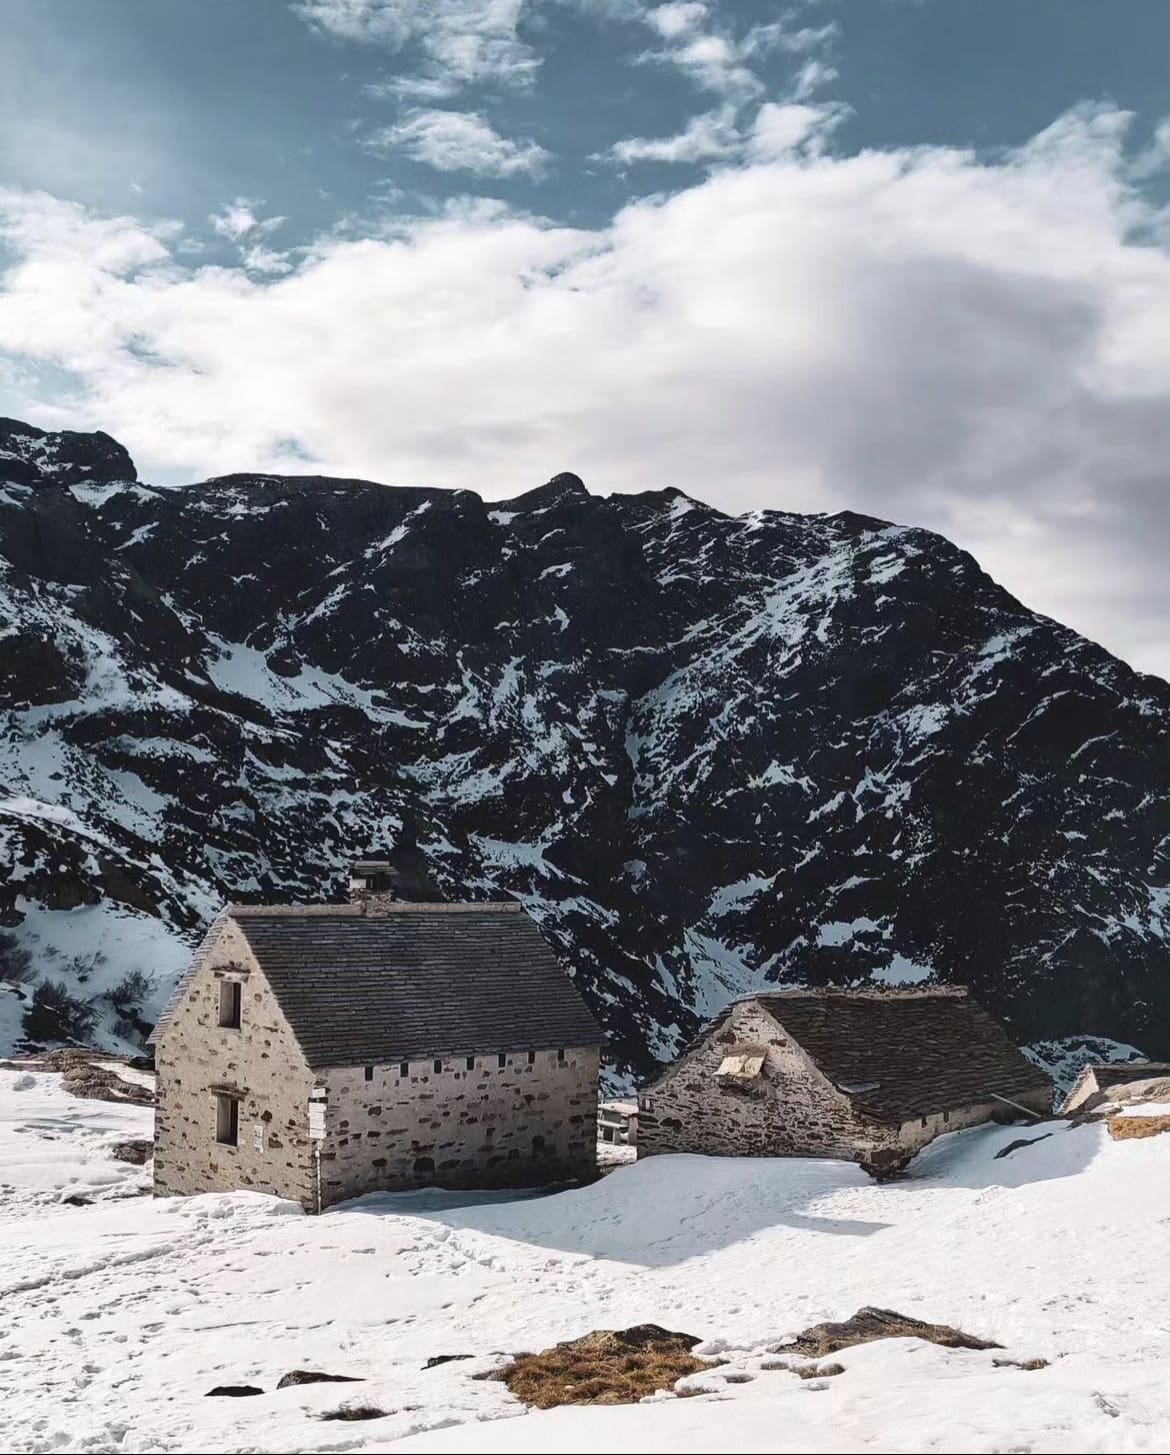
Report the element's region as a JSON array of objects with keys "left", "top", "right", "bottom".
[
  {"left": 791, "top": 57, "right": 838, "bottom": 101},
  {"left": 609, "top": 106, "right": 740, "bottom": 165},
  {"left": 210, "top": 199, "right": 261, "bottom": 241},
  {"left": 748, "top": 101, "right": 844, "bottom": 159},
  {"left": 639, "top": 8, "right": 838, "bottom": 100},
  {"left": 209, "top": 200, "right": 290, "bottom": 272},
  {"left": 646, "top": 2, "right": 708, "bottom": 40},
  {"left": 367, "top": 109, "right": 550, "bottom": 177},
  {"left": 0, "top": 106, "right": 1168, "bottom": 676},
  {"left": 294, "top": 0, "right": 538, "bottom": 90}
]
